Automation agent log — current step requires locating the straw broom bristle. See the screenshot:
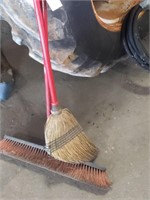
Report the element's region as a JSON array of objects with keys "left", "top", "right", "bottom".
[{"left": 44, "top": 108, "right": 98, "bottom": 163}]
